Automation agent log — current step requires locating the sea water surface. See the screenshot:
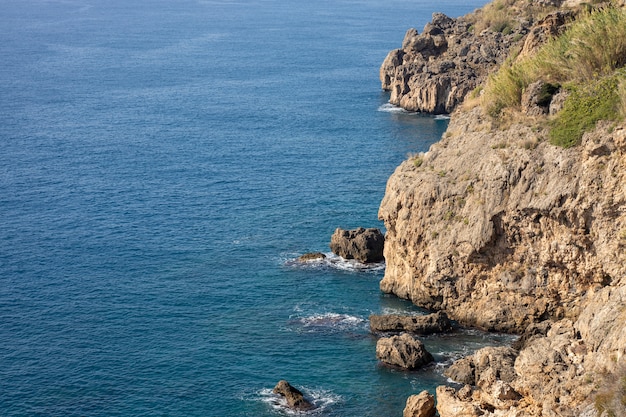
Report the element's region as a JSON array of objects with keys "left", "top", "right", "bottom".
[{"left": 0, "top": 0, "right": 514, "bottom": 416}]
